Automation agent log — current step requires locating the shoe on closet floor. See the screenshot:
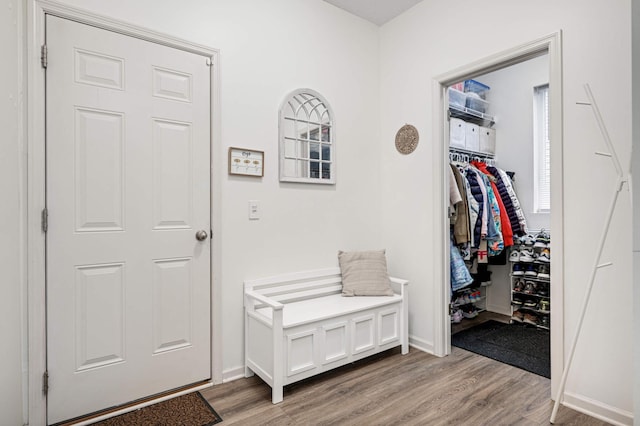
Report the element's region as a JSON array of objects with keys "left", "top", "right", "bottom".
[
  {"left": 519, "top": 248, "right": 535, "bottom": 262},
  {"left": 462, "top": 306, "right": 479, "bottom": 319},
  {"left": 453, "top": 296, "right": 466, "bottom": 306},
  {"left": 537, "top": 264, "right": 550, "bottom": 279},
  {"left": 540, "top": 315, "right": 550, "bottom": 328},
  {"left": 511, "top": 310, "right": 524, "bottom": 323},
  {"left": 451, "top": 309, "right": 463, "bottom": 323},
  {"left": 523, "top": 312, "right": 539, "bottom": 325},
  {"left": 538, "top": 248, "right": 551, "bottom": 263},
  {"left": 537, "top": 284, "right": 549, "bottom": 297},
  {"left": 539, "top": 299, "right": 550, "bottom": 312},
  {"left": 512, "top": 264, "right": 525, "bottom": 276},
  {"left": 521, "top": 234, "right": 535, "bottom": 247},
  {"left": 523, "top": 281, "right": 537, "bottom": 294},
  {"left": 513, "top": 279, "right": 525, "bottom": 292},
  {"left": 524, "top": 264, "right": 537, "bottom": 277},
  {"left": 534, "top": 230, "right": 550, "bottom": 248}
]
